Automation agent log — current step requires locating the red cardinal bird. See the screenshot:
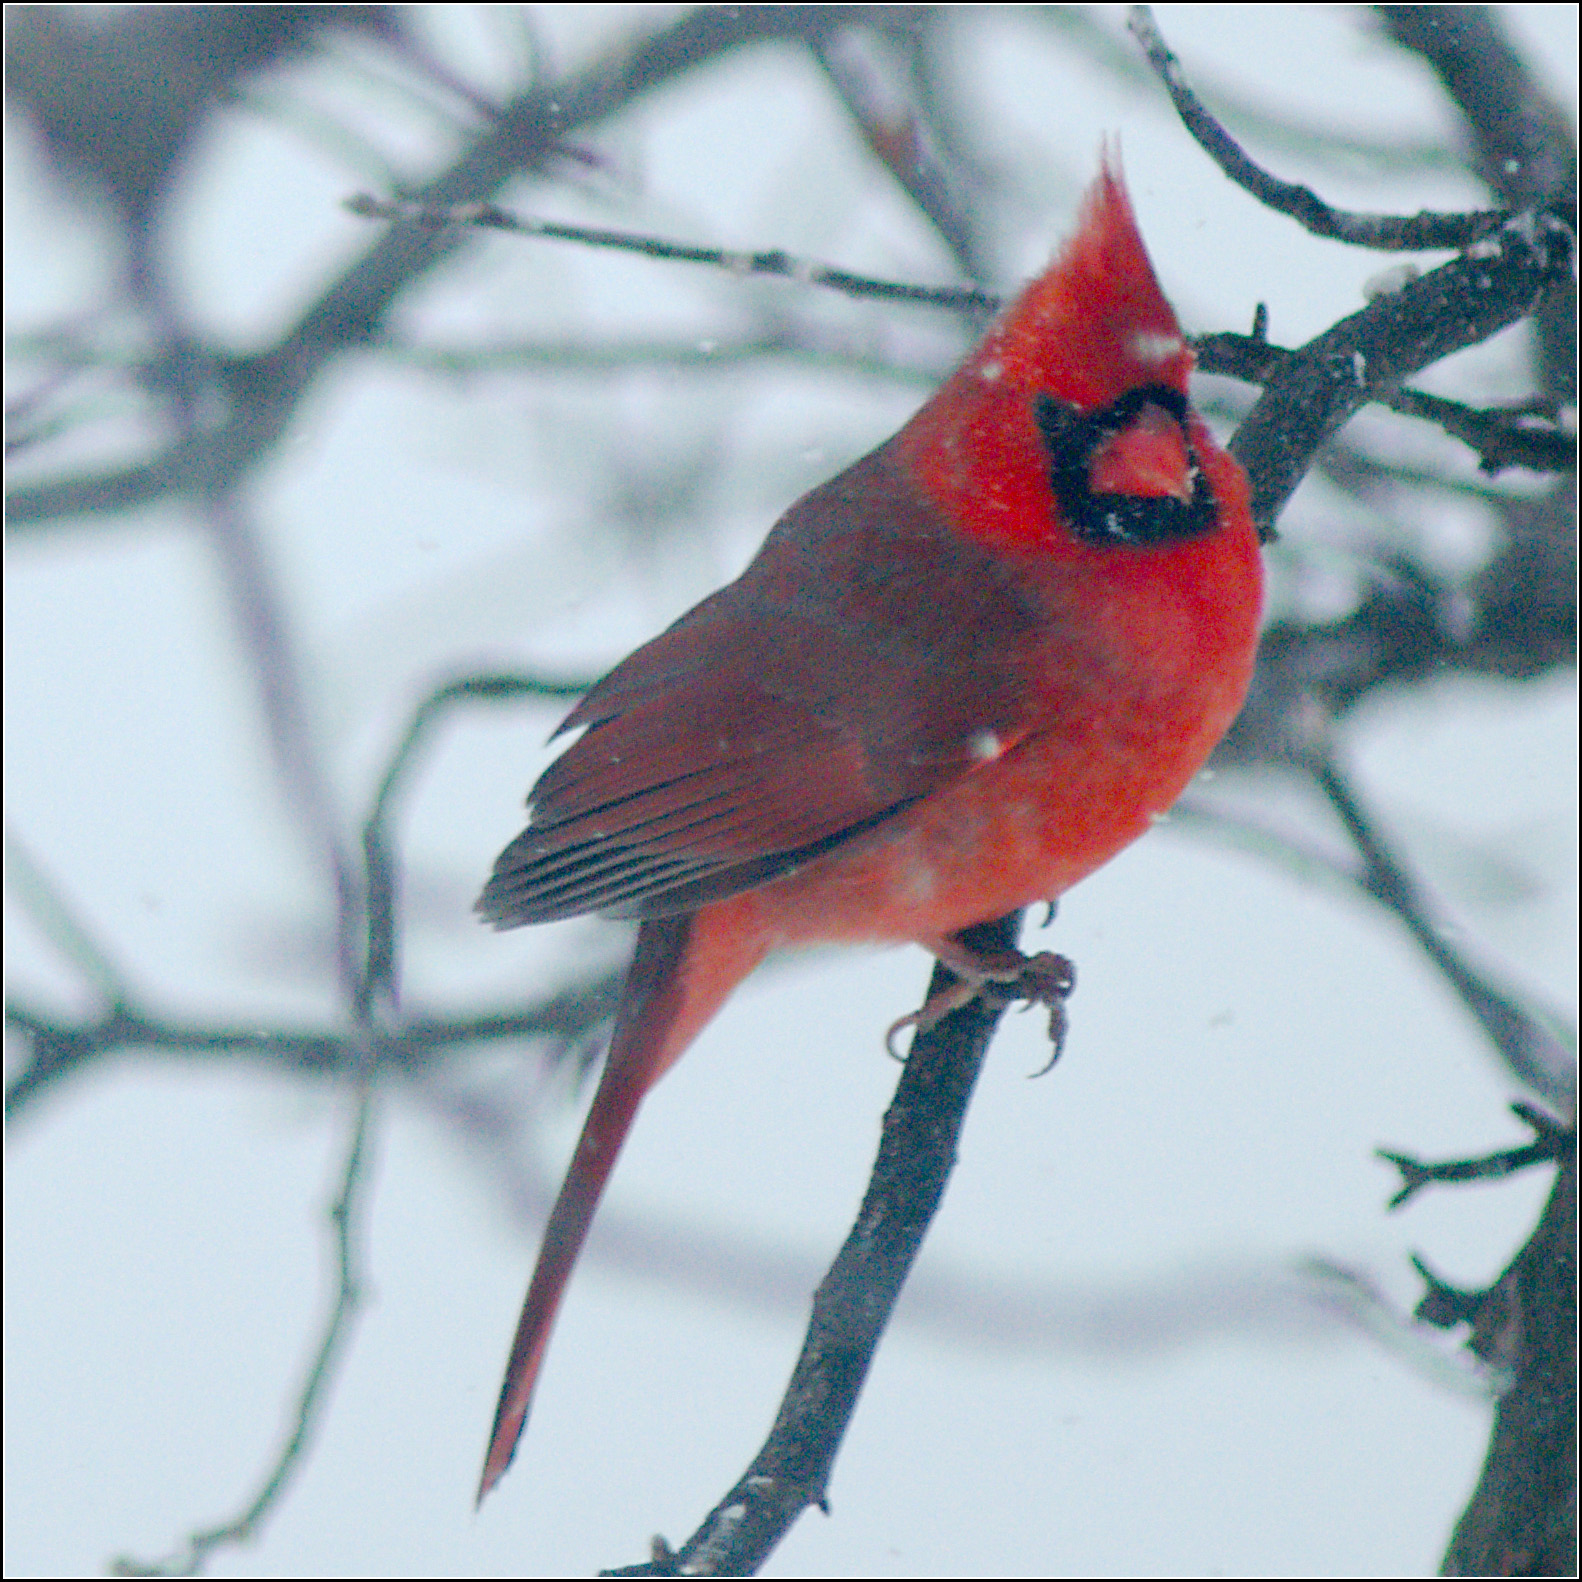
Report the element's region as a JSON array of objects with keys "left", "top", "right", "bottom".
[{"left": 476, "top": 160, "right": 1263, "bottom": 1501}]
